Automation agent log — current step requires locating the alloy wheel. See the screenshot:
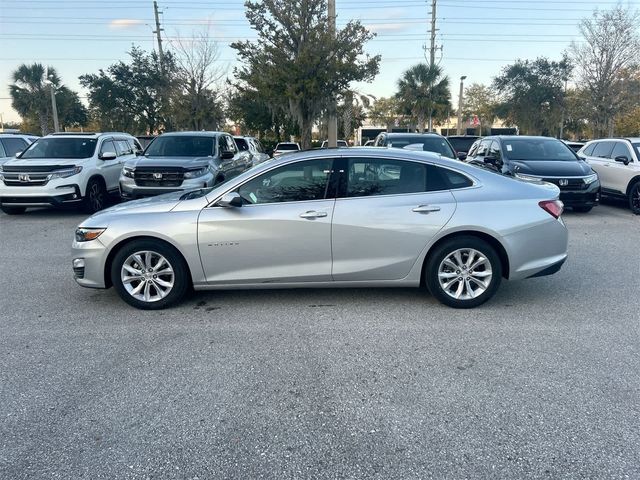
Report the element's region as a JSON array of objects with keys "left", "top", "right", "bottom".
[
  {"left": 121, "top": 250, "right": 175, "bottom": 303},
  {"left": 89, "top": 183, "right": 104, "bottom": 211},
  {"left": 437, "top": 248, "right": 493, "bottom": 300},
  {"left": 631, "top": 184, "right": 640, "bottom": 213}
]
